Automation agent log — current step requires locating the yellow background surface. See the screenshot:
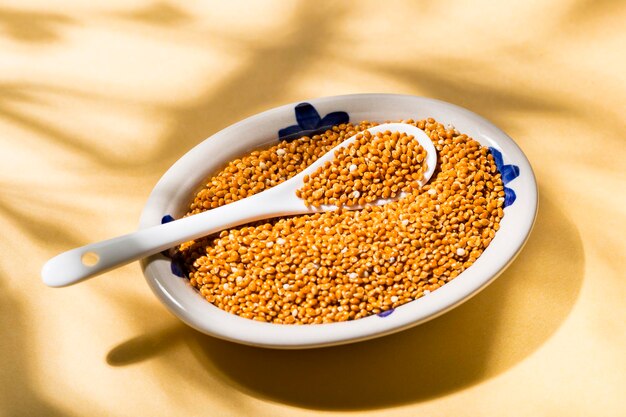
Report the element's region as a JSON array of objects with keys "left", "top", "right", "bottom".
[{"left": 2, "top": 1, "right": 625, "bottom": 416}]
